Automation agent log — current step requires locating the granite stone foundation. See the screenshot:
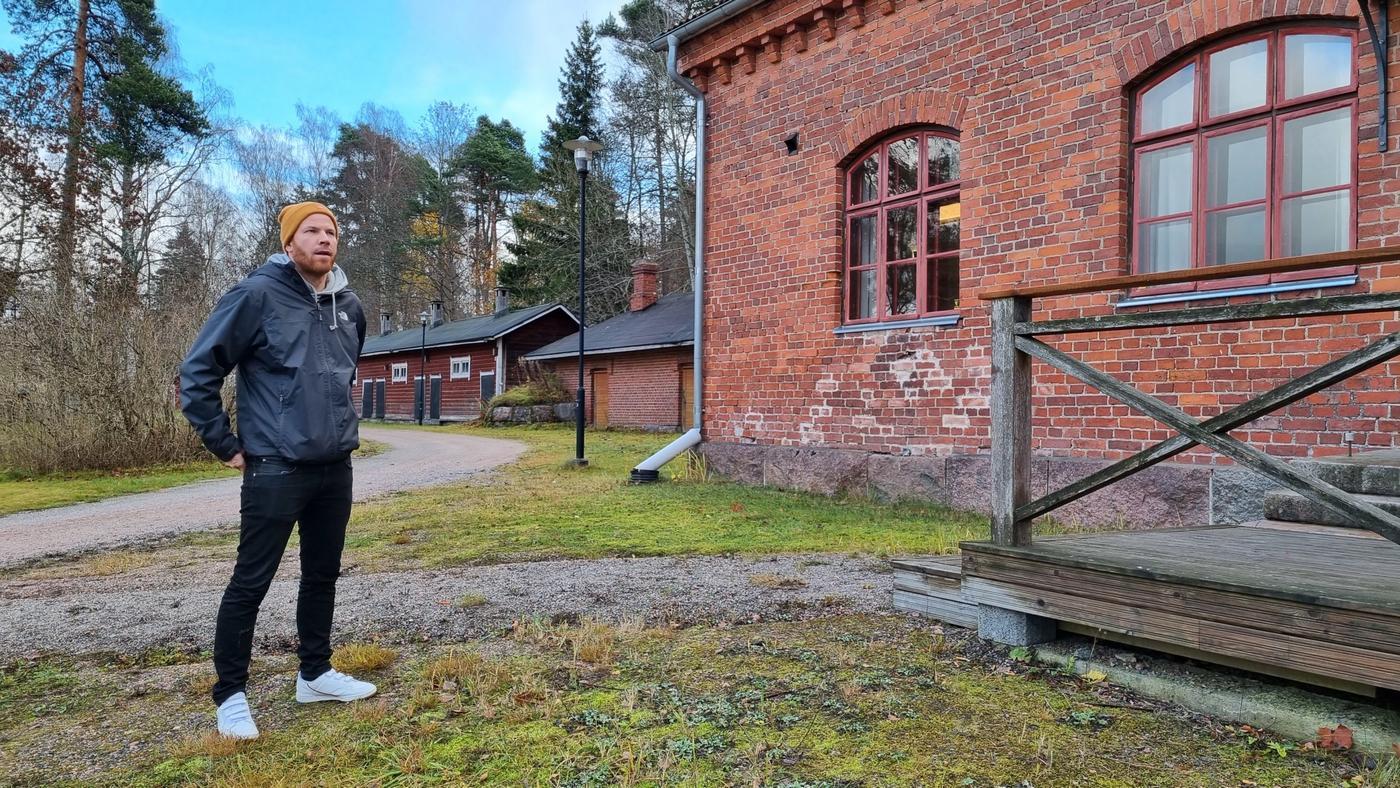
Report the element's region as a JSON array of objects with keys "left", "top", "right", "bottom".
[{"left": 699, "top": 441, "right": 1220, "bottom": 529}]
